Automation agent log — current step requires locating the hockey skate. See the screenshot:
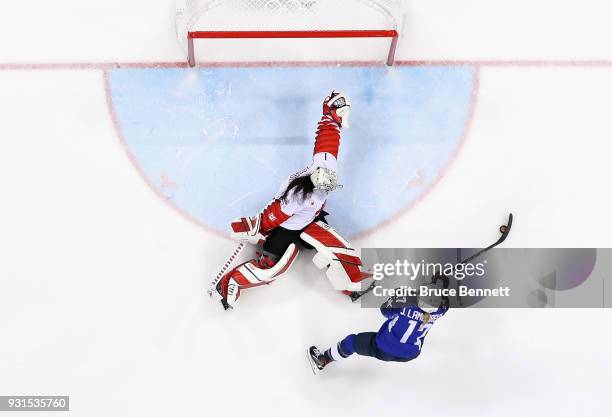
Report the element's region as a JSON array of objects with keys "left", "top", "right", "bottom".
[
  {"left": 213, "top": 280, "right": 233, "bottom": 311},
  {"left": 307, "top": 346, "right": 331, "bottom": 375}
]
